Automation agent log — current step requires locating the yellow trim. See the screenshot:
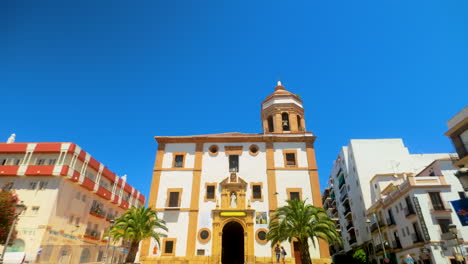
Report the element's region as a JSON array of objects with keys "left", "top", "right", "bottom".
[
  {"left": 141, "top": 143, "right": 166, "bottom": 257},
  {"left": 283, "top": 149, "right": 298, "bottom": 167},
  {"left": 166, "top": 188, "right": 183, "bottom": 208},
  {"left": 208, "top": 145, "right": 219, "bottom": 156},
  {"left": 197, "top": 228, "right": 211, "bottom": 243},
  {"left": 220, "top": 211, "right": 247, "bottom": 216},
  {"left": 305, "top": 140, "right": 330, "bottom": 259},
  {"left": 255, "top": 228, "right": 268, "bottom": 244},
  {"left": 161, "top": 238, "right": 177, "bottom": 256},
  {"left": 266, "top": 142, "right": 277, "bottom": 212},
  {"left": 172, "top": 152, "right": 187, "bottom": 168},
  {"left": 248, "top": 144, "right": 260, "bottom": 156},
  {"left": 185, "top": 143, "right": 203, "bottom": 256},
  {"left": 224, "top": 145, "right": 243, "bottom": 156},
  {"left": 286, "top": 188, "right": 302, "bottom": 200},
  {"left": 204, "top": 182, "right": 217, "bottom": 202},
  {"left": 250, "top": 182, "right": 264, "bottom": 202},
  {"left": 159, "top": 168, "right": 196, "bottom": 171}
]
